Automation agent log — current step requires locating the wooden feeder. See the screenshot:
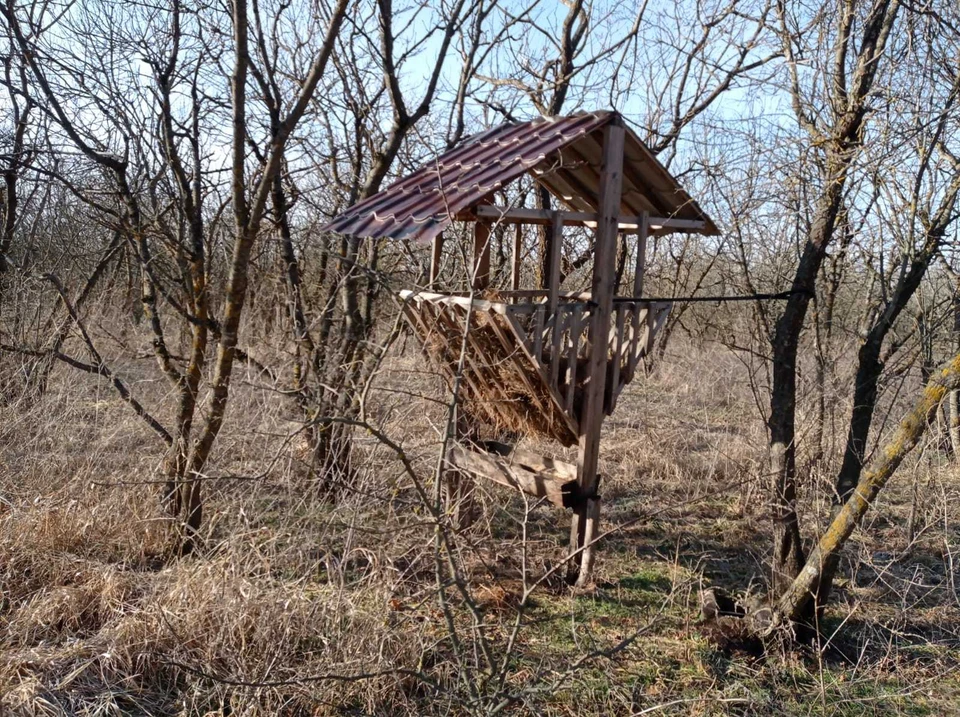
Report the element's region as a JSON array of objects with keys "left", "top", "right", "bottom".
[{"left": 323, "top": 111, "right": 718, "bottom": 585}]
